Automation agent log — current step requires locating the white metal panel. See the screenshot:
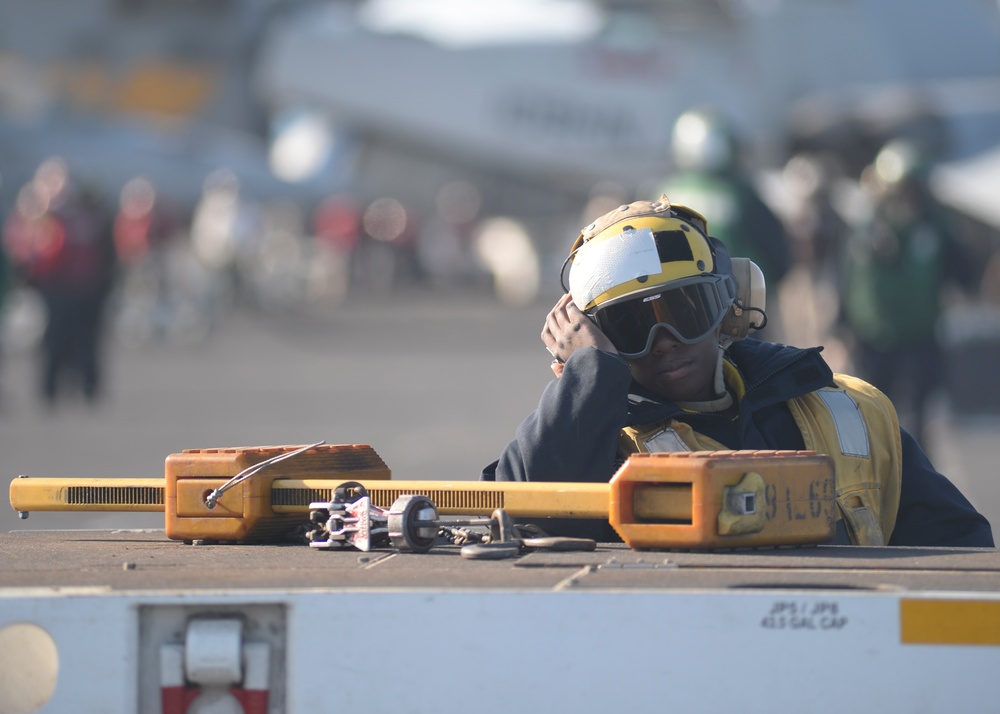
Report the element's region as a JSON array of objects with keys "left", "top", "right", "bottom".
[{"left": 0, "top": 587, "right": 998, "bottom": 714}]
